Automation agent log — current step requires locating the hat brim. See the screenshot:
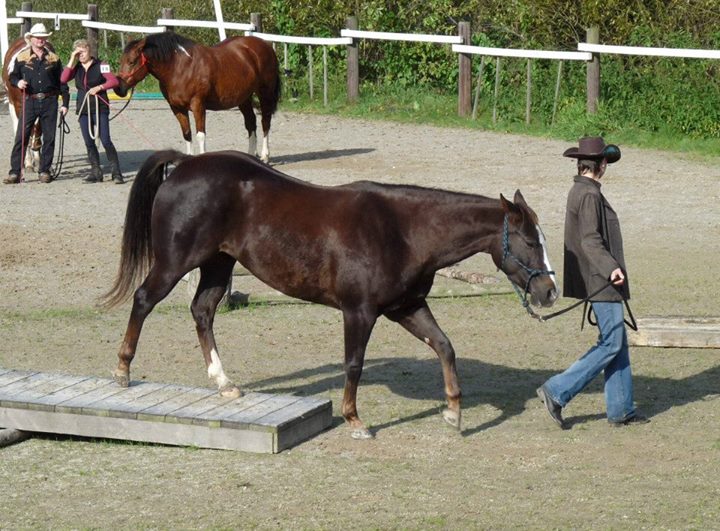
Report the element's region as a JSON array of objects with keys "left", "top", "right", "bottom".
[
  {"left": 25, "top": 32, "right": 52, "bottom": 39},
  {"left": 563, "top": 144, "right": 621, "bottom": 164}
]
